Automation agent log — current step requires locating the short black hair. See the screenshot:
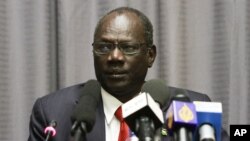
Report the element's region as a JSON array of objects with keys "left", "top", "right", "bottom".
[{"left": 94, "top": 7, "right": 153, "bottom": 45}]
